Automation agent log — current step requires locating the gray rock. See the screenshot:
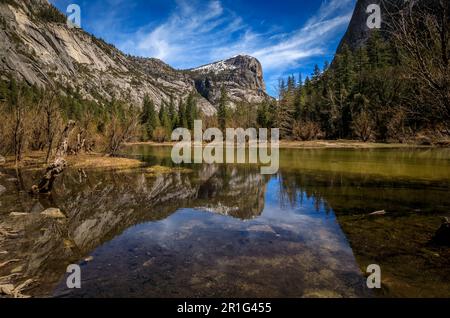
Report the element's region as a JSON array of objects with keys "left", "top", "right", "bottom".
[{"left": 336, "top": 0, "right": 440, "bottom": 55}]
